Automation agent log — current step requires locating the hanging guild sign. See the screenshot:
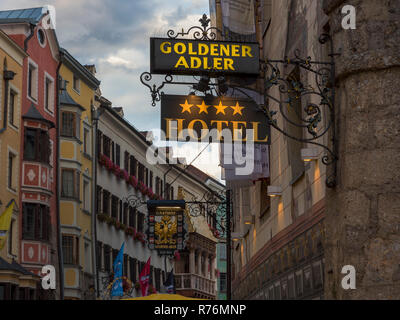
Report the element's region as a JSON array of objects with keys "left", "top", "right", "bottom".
[
  {"left": 150, "top": 38, "right": 260, "bottom": 76},
  {"left": 161, "top": 94, "right": 270, "bottom": 144},
  {"left": 146, "top": 200, "right": 187, "bottom": 255}
]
